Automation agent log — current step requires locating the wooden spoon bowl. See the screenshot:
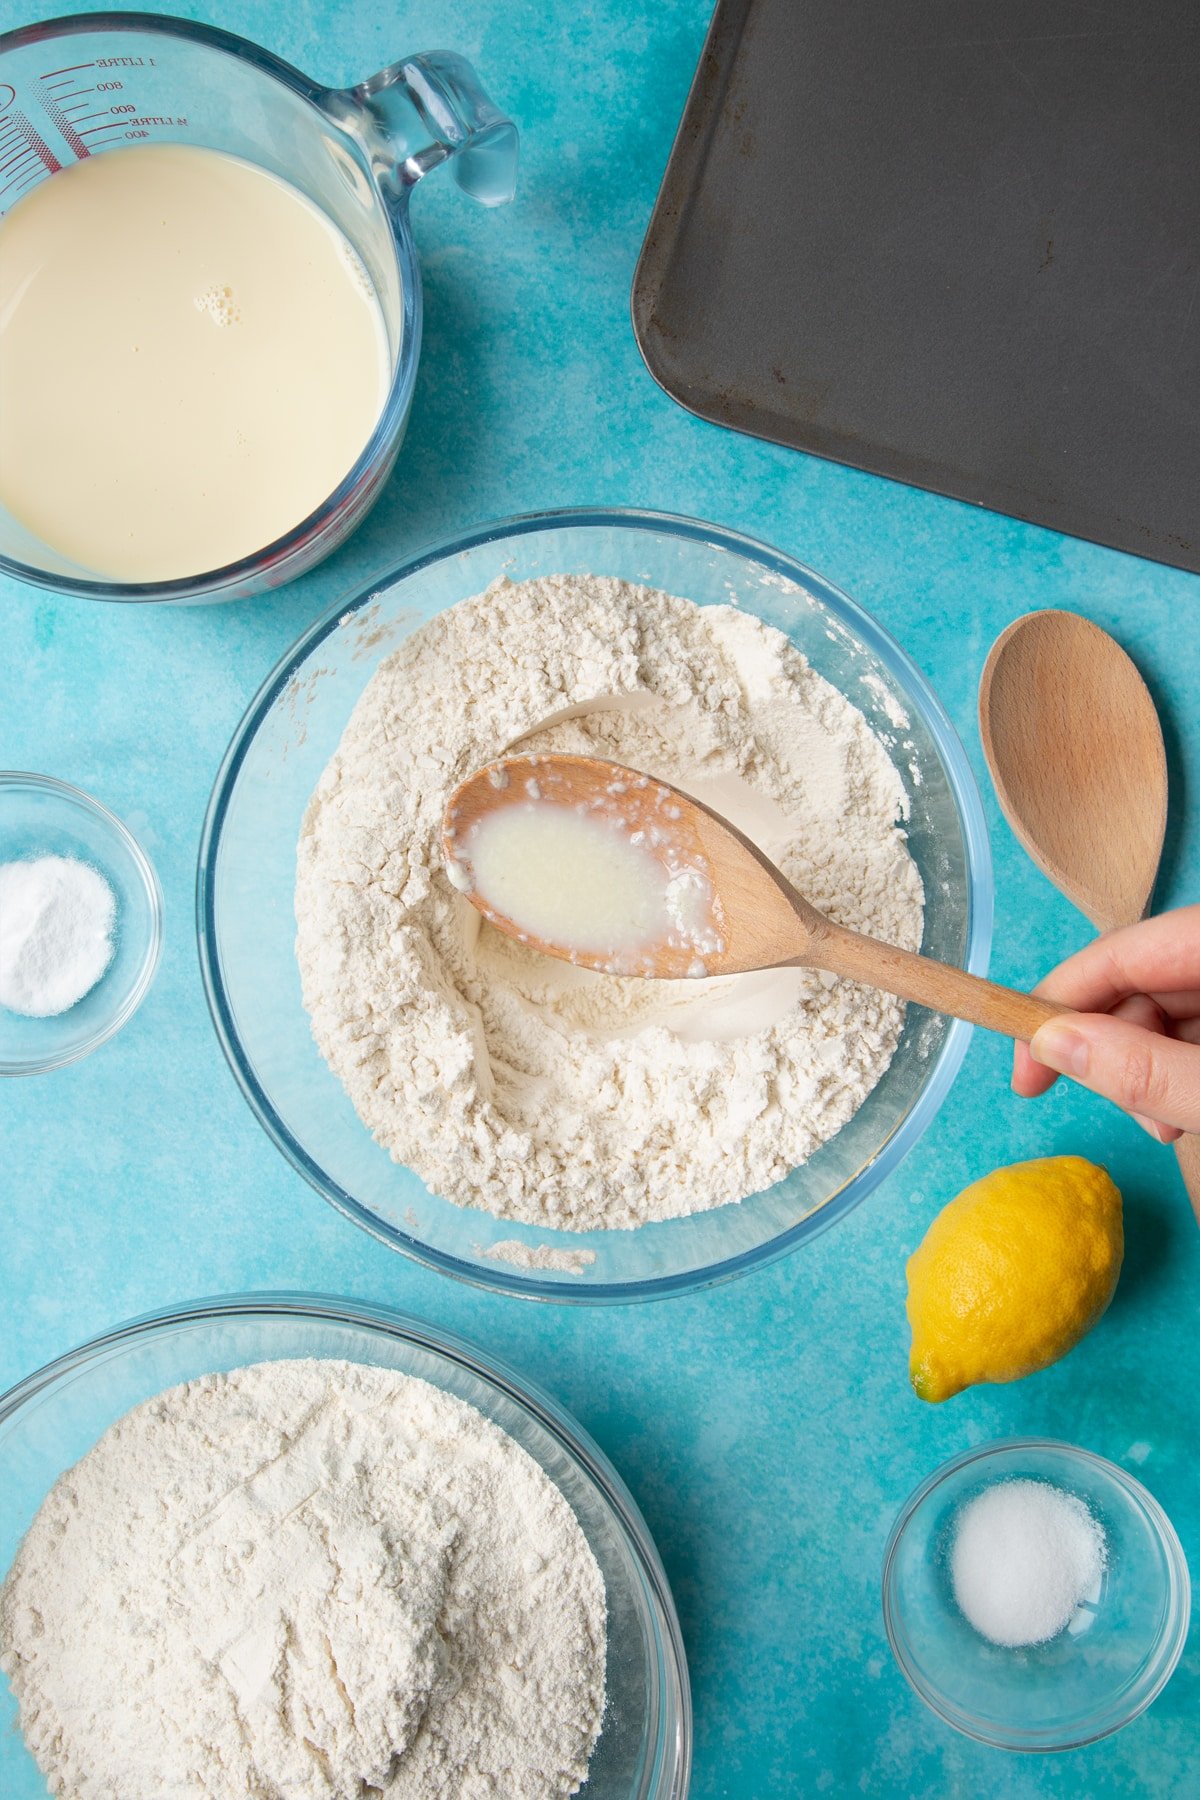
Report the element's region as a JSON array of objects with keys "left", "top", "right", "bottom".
[
  {"left": 445, "top": 753, "right": 1068, "bottom": 1041},
  {"left": 979, "top": 609, "right": 1166, "bottom": 933}
]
